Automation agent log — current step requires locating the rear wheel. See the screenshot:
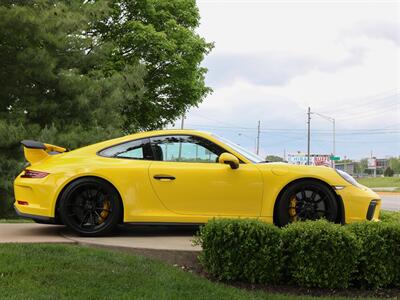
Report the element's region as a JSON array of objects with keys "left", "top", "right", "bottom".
[
  {"left": 275, "top": 180, "right": 338, "bottom": 227},
  {"left": 59, "top": 177, "right": 122, "bottom": 236}
]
